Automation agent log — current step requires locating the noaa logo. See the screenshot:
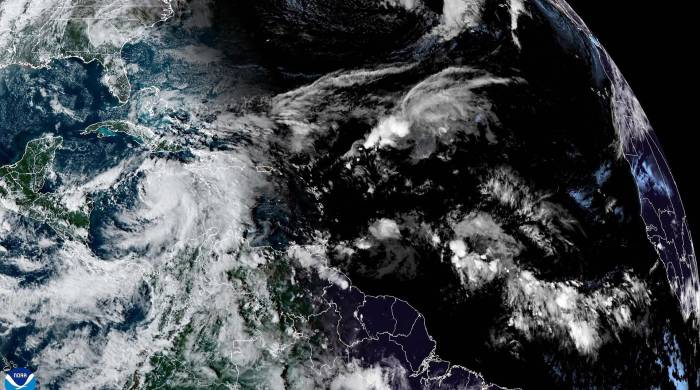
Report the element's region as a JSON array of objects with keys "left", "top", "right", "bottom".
[{"left": 3, "top": 368, "right": 35, "bottom": 390}]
